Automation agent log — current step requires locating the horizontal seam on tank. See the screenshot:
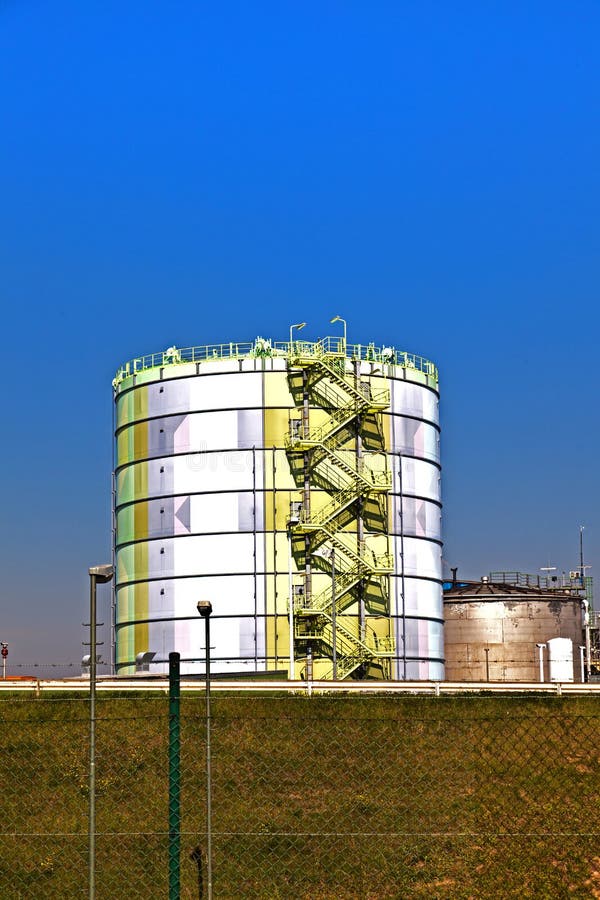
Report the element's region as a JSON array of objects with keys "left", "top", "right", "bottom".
[
  {"left": 114, "top": 368, "right": 441, "bottom": 401},
  {"left": 114, "top": 369, "right": 265, "bottom": 402},
  {"left": 114, "top": 447, "right": 442, "bottom": 475},
  {"left": 401, "top": 615, "right": 445, "bottom": 624},
  {"left": 402, "top": 656, "right": 446, "bottom": 664},
  {"left": 114, "top": 572, "right": 445, "bottom": 588},
  {"left": 113, "top": 531, "right": 444, "bottom": 548},
  {"left": 114, "top": 532, "right": 444, "bottom": 550},
  {"left": 115, "top": 612, "right": 445, "bottom": 623},
  {"left": 115, "top": 404, "right": 270, "bottom": 437},
  {"left": 398, "top": 571, "right": 444, "bottom": 600},
  {"left": 116, "top": 612, "right": 275, "bottom": 626},
  {"left": 114, "top": 657, "right": 274, "bottom": 667},
  {"left": 398, "top": 574, "right": 445, "bottom": 585},
  {"left": 114, "top": 407, "right": 442, "bottom": 438},
  {"left": 392, "top": 454, "right": 442, "bottom": 472},
  {"left": 444, "top": 595, "right": 580, "bottom": 603},
  {"left": 114, "top": 490, "right": 443, "bottom": 514},
  {"left": 115, "top": 654, "right": 446, "bottom": 667}
]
